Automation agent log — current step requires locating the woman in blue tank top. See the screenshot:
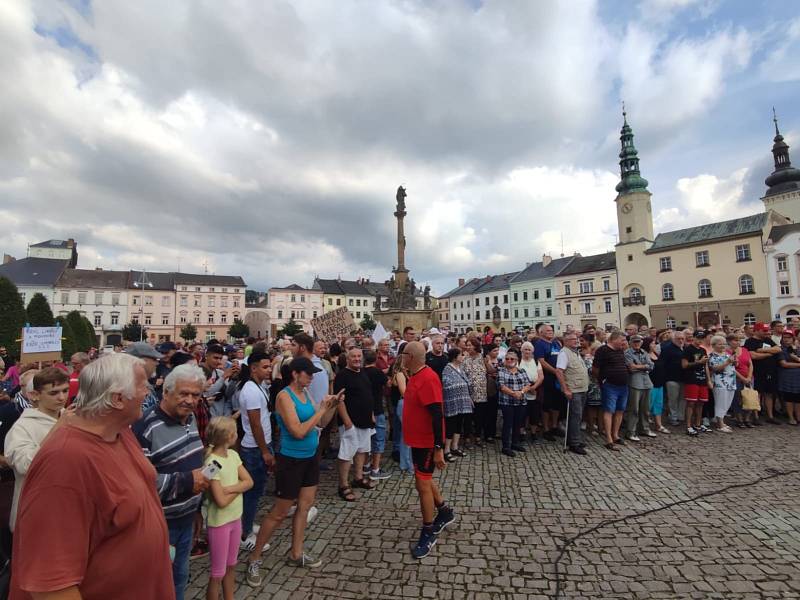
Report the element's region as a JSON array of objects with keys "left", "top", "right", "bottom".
[{"left": 244, "top": 357, "right": 341, "bottom": 582}]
